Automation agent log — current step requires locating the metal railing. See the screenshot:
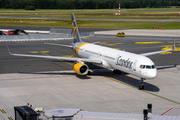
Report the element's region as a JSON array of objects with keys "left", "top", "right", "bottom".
[{"left": 0, "top": 32, "right": 94, "bottom": 42}]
